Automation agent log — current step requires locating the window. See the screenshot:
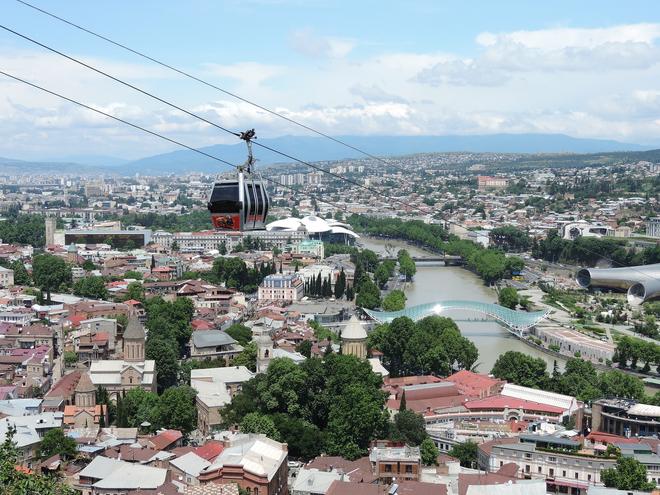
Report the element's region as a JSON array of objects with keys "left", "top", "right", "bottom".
[
  {"left": 405, "top": 465, "right": 413, "bottom": 474},
  {"left": 538, "top": 467, "right": 542, "bottom": 473},
  {"left": 575, "top": 473, "right": 579, "bottom": 479},
  {"left": 548, "top": 456, "right": 557, "bottom": 462},
  {"left": 525, "top": 453, "right": 532, "bottom": 459},
  {"left": 588, "top": 474, "right": 591, "bottom": 481},
  {"left": 563, "top": 470, "right": 566, "bottom": 477},
  {"left": 549, "top": 469, "right": 554, "bottom": 476},
  {"left": 525, "top": 465, "right": 530, "bottom": 473},
  {"left": 385, "top": 464, "right": 392, "bottom": 473}
]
